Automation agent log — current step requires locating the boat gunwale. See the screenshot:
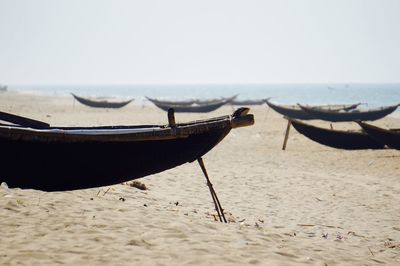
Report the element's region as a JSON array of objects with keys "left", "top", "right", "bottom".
[{"left": 0, "top": 113, "right": 253, "bottom": 142}]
